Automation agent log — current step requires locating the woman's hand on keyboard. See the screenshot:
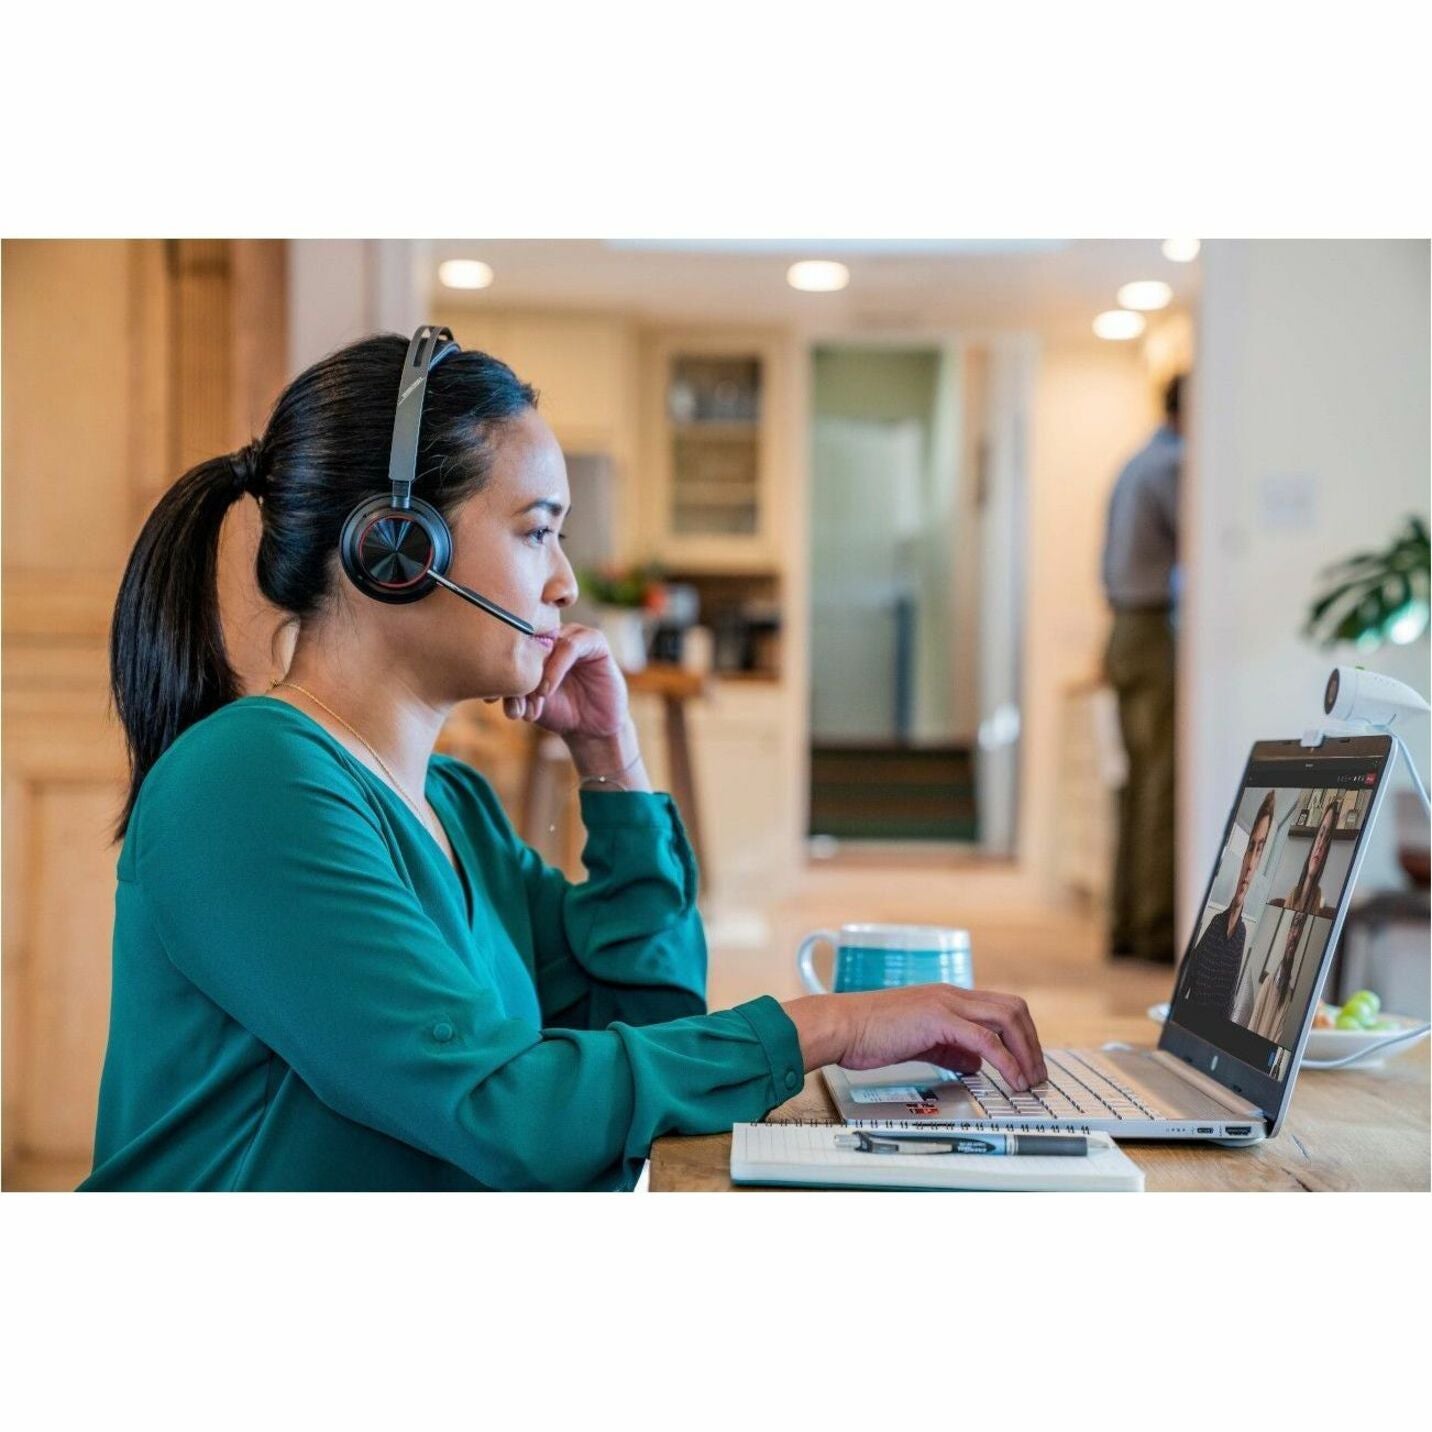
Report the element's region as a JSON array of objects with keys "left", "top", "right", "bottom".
[{"left": 781, "top": 986, "right": 1047, "bottom": 1092}]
